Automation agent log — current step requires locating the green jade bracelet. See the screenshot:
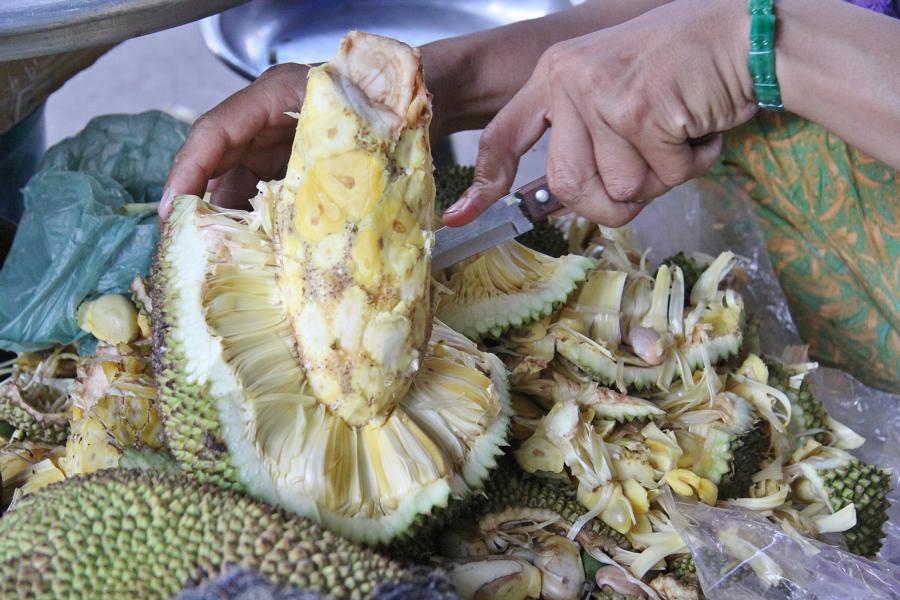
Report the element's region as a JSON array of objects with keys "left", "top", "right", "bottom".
[{"left": 748, "top": 0, "right": 784, "bottom": 110}]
